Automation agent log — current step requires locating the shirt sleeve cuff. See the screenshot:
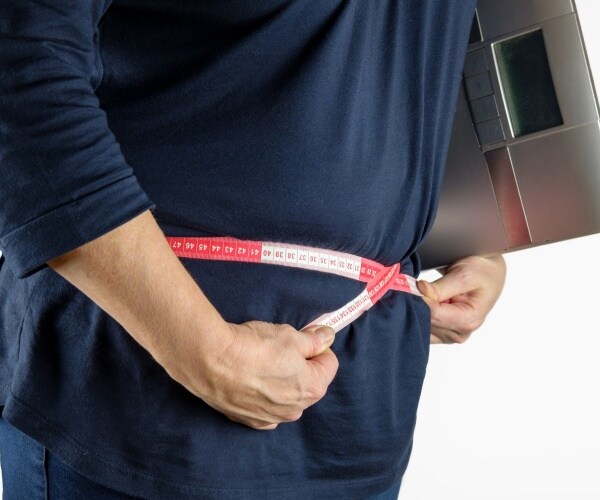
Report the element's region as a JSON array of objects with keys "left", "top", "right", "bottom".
[{"left": 1, "top": 175, "right": 155, "bottom": 278}]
